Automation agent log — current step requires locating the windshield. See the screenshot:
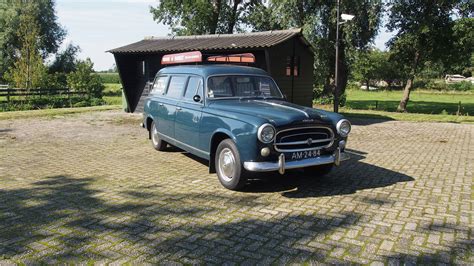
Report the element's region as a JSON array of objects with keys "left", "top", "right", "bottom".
[{"left": 207, "top": 75, "right": 283, "bottom": 99}]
